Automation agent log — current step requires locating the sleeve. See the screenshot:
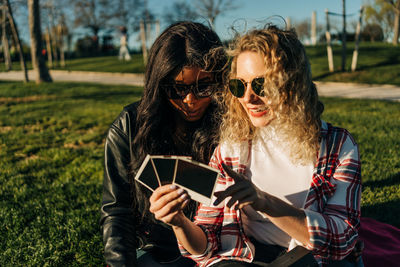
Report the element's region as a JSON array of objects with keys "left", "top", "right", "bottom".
[
  {"left": 304, "top": 132, "right": 361, "bottom": 260},
  {"left": 178, "top": 146, "right": 225, "bottom": 262},
  {"left": 100, "top": 118, "right": 137, "bottom": 267}
]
